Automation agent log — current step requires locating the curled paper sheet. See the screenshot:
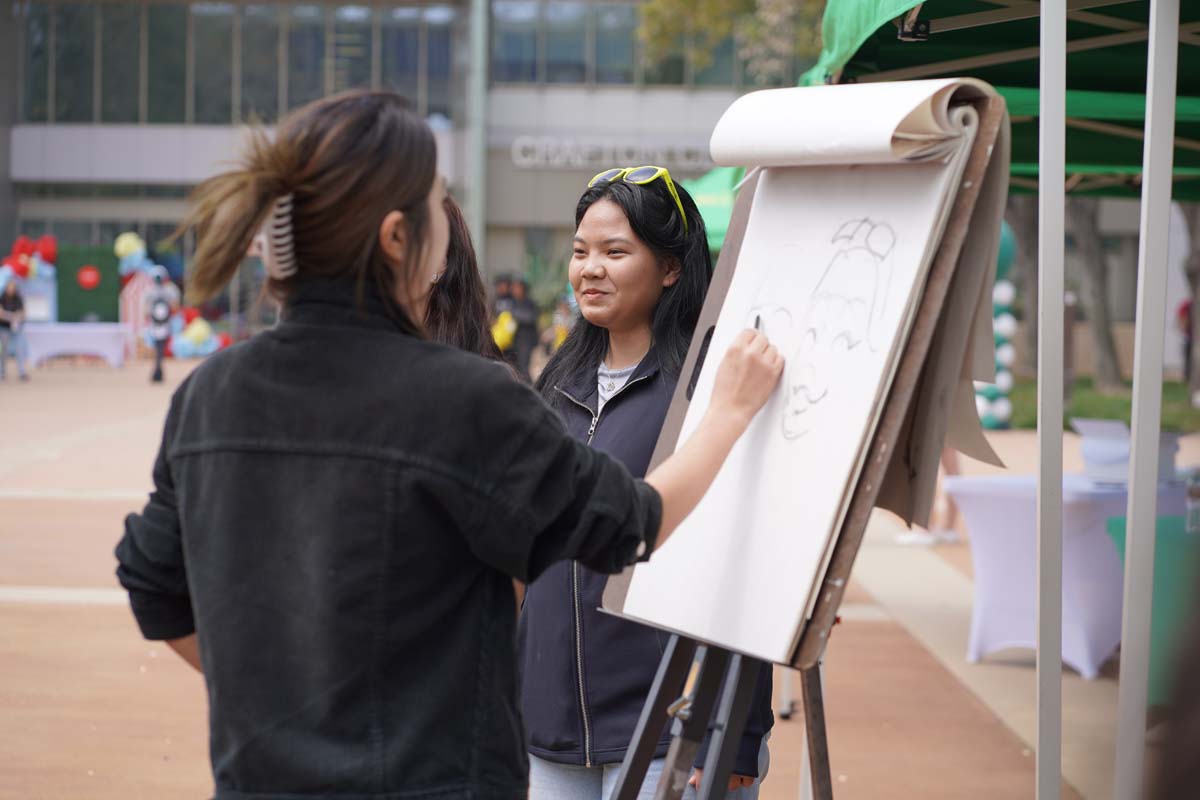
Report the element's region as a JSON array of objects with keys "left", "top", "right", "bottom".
[{"left": 710, "top": 79, "right": 994, "bottom": 167}]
